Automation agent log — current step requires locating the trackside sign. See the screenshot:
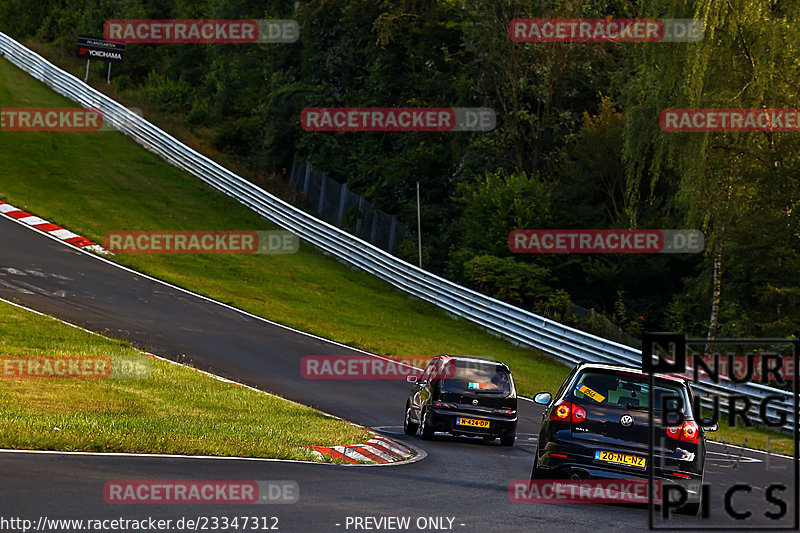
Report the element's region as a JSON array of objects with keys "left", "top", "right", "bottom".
[{"left": 77, "top": 35, "right": 125, "bottom": 63}]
